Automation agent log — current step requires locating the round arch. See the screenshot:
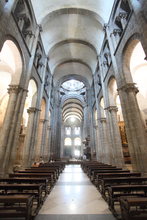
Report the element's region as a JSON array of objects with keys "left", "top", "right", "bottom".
[
  {"left": 0, "top": 39, "right": 23, "bottom": 129},
  {"left": 122, "top": 35, "right": 147, "bottom": 126}
]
